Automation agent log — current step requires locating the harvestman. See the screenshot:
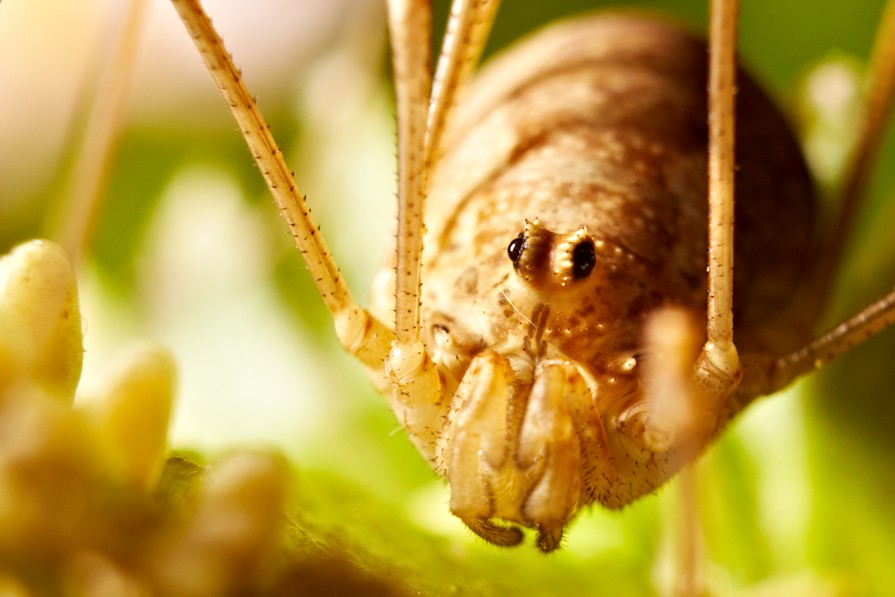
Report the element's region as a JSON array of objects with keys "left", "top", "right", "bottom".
[{"left": 170, "top": 0, "right": 895, "bottom": 551}]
